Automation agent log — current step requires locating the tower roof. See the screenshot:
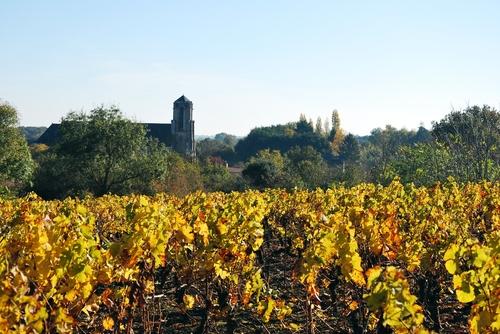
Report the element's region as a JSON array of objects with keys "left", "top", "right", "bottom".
[{"left": 174, "top": 95, "right": 191, "bottom": 103}]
